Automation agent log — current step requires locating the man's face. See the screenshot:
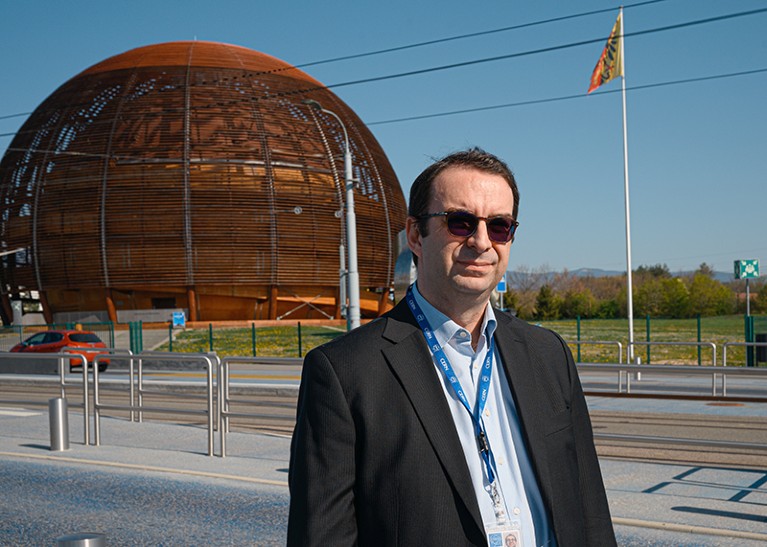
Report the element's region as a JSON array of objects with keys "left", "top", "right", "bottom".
[{"left": 406, "top": 166, "right": 515, "bottom": 311}]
